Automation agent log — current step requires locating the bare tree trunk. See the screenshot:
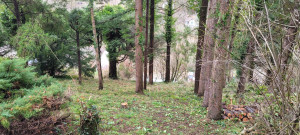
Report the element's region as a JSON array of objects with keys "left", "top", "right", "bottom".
[
  {"left": 194, "top": 0, "right": 208, "bottom": 94},
  {"left": 148, "top": 0, "right": 155, "bottom": 85},
  {"left": 199, "top": 0, "right": 218, "bottom": 107},
  {"left": 248, "top": 57, "right": 255, "bottom": 82},
  {"left": 165, "top": 42, "right": 171, "bottom": 82},
  {"left": 76, "top": 31, "right": 82, "bottom": 85},
  {"left": 237, "top": 40, "right": 255, "bottom": 95},
  {"left": 279, "top": 5, "right": 299, "bottom": 101},
  {"left": 13, "top": 0, "right": 21, "bottom": 27},
  {"left": 135, "top": 0, "right": 144, "bottom": 94},
  {"left": 90, "top": 4, "right": 104, "bottom": 90},
  {"left": 144, "top": 0, "right": 149, "bottom": 89},
  {"left": 97, "top": 34, "right": 104, "bottom": 80},
  {"left": 280, "top": 16, "right": 298, "bottom": 81},
  {"left": 226, "top": 1, "right": 240, "bottom": 83},
  {"left": 207, "top": 0, "right": 231, "bottom": 120},
  {"left": 109, "top": 58, "right": 118, "bottom": 79}
]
